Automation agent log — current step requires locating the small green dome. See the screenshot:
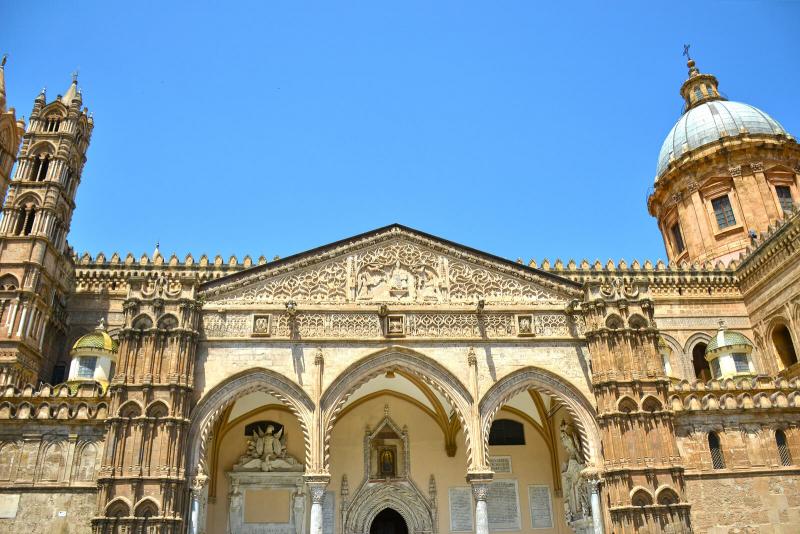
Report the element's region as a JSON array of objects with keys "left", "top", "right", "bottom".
[
  {"left": 71, "top": 319, "right": 118, "bottom": 357},
  {"left": 706, "top": 322, "right": 753, "bottom": 356}
]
